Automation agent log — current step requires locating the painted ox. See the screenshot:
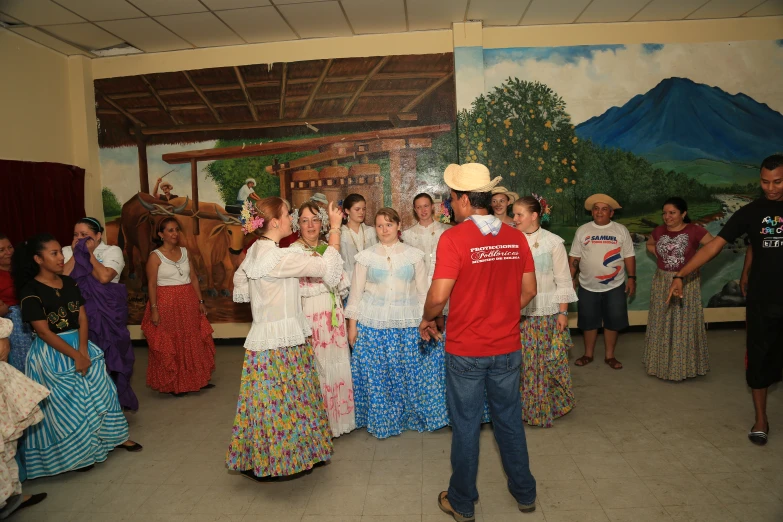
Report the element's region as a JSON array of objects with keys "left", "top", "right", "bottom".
[{"left": 119, "top": 193, "right": 246, "bottom": 296}]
